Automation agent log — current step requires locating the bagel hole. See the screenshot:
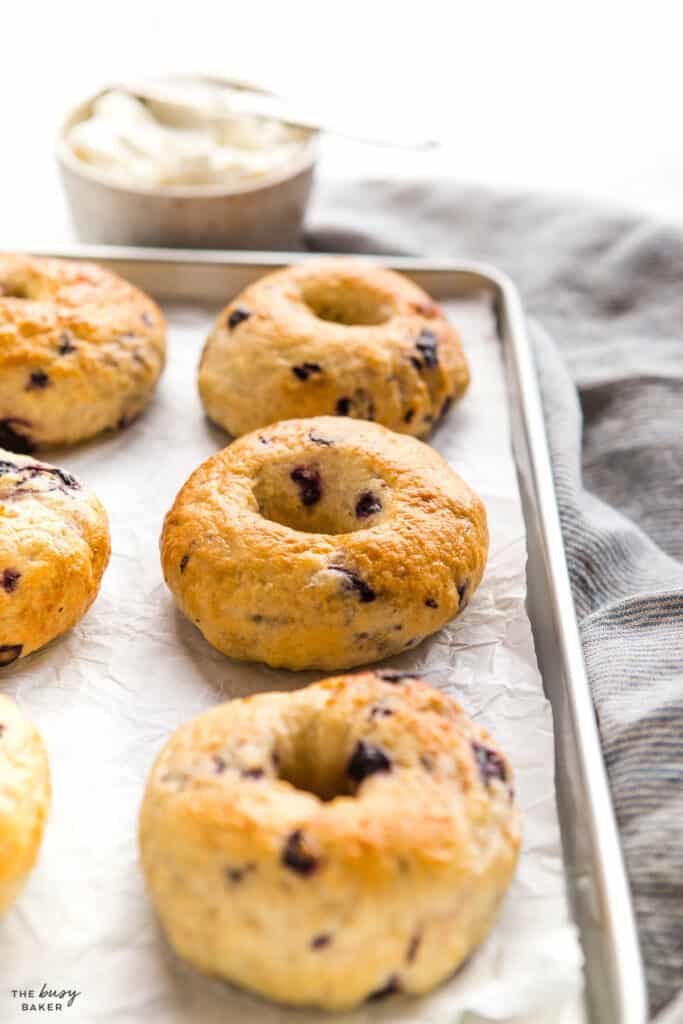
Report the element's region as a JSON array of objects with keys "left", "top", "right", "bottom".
[
  {"left": 252, "top": 451, "right": 391, "bottom": 535},
  {"left": 301, "top": 278, "right": 393, "bottom": 326},
  {"left": 274, "top": 722, "right": 356, "bottom": 801},
  {"left": 276, "top": 757, "right": 353, "bottom": 802}
]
